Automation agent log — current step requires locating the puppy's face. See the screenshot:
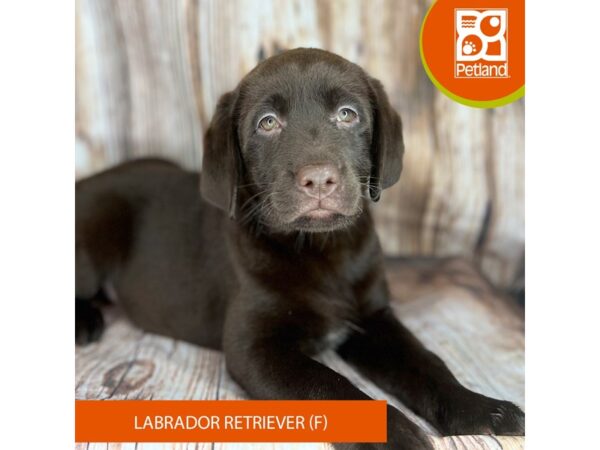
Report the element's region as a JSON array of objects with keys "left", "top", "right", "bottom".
[
  {"left": 236, "top": 54, "right": 374, "bottom": 232},
  {"left": 201, "top": 49, "right": 404, "bottom": 234}
]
